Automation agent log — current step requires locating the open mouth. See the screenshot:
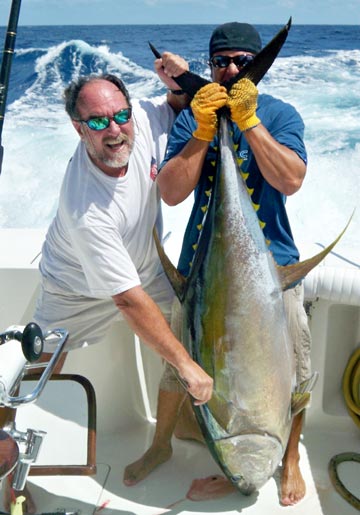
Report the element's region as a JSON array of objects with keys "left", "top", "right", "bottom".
[{"left": 106, "top": 140, "right": 126, "bottom": 151}]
